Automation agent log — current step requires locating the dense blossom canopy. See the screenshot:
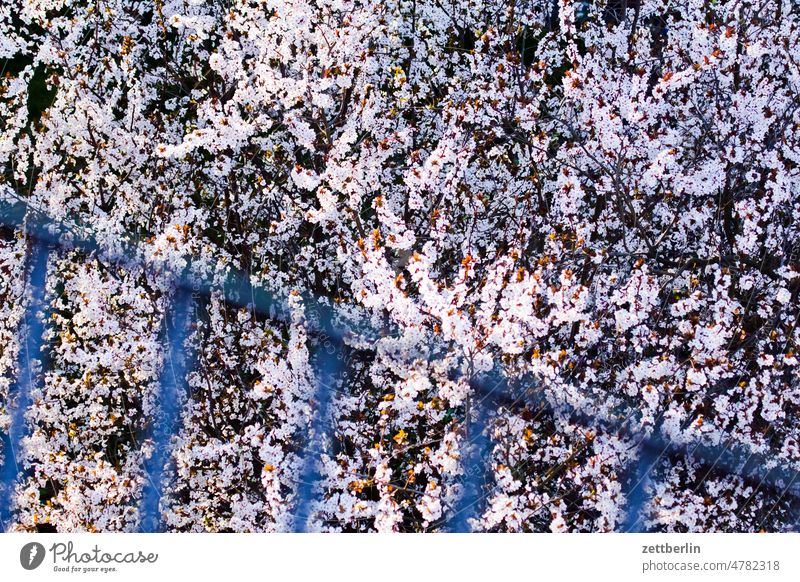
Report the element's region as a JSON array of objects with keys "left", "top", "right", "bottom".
[{"left": 0, "top": 0, "right": 799, "bottom": 532}]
